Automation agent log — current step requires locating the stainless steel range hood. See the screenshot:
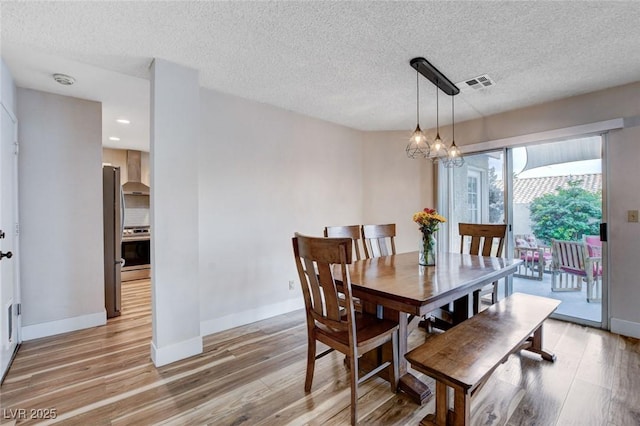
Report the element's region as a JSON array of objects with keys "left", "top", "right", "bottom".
[{"left": 122, "top": 150, "right": 150, "bottom": 195}]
